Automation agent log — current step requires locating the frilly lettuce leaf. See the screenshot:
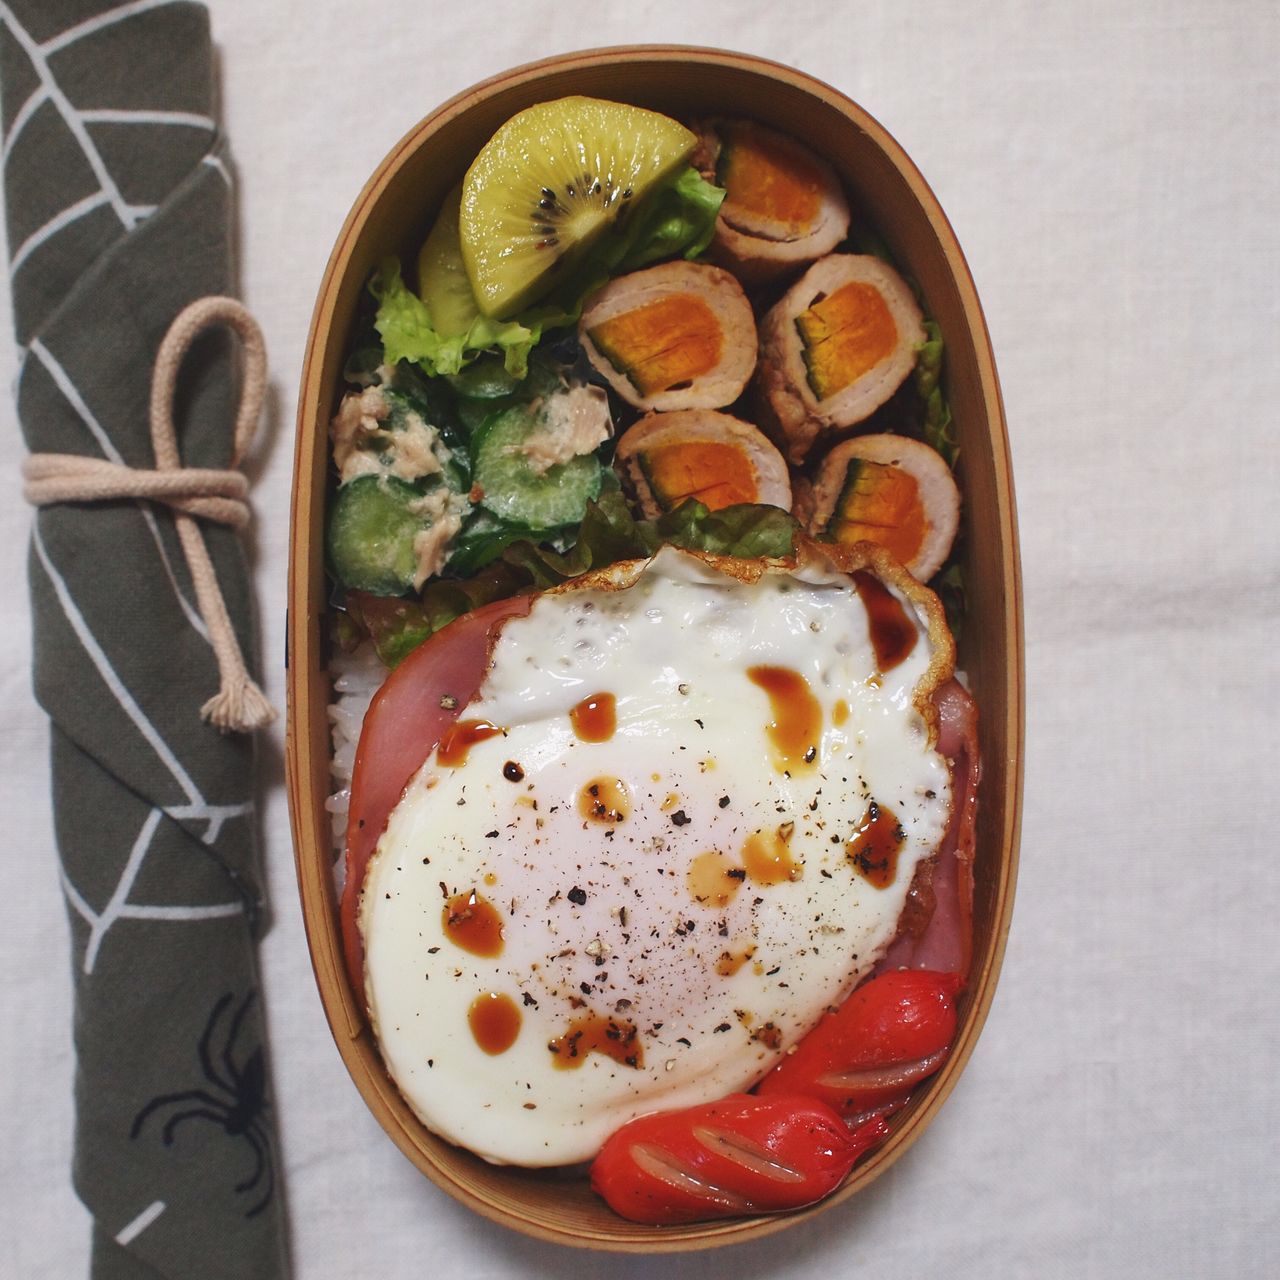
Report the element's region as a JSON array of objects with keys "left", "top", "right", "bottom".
[
  {"left": 345, "top": 492, "right": 796, "bottom": 667},
  {"left": 370, "top": 259, "right": 540, "bottom": 379},
  {"left": 599, "top": 165, "right": 725, "bottom": 273},
  {"left": 914, "top": 320, "right": 957, "bottom": 466}
]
